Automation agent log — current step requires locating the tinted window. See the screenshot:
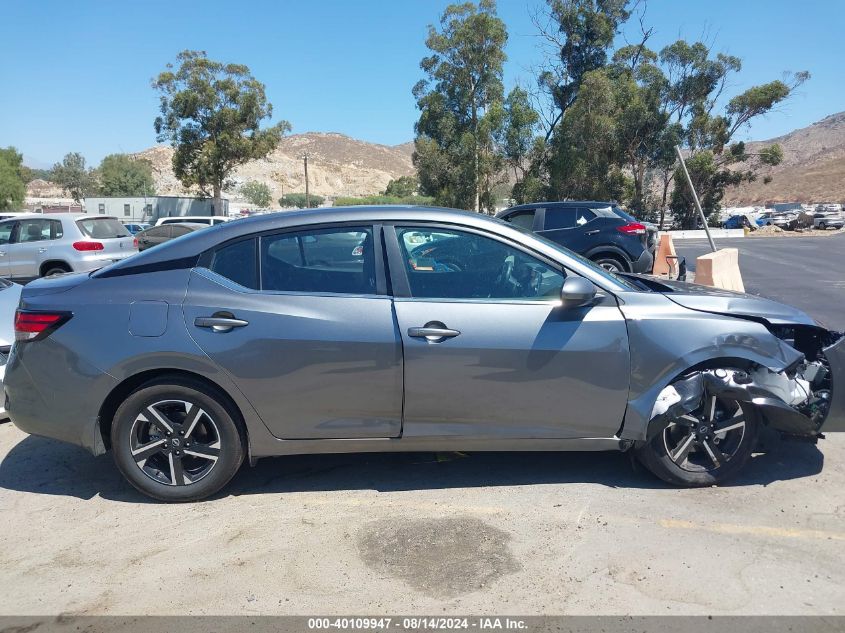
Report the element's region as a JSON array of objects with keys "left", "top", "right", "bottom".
[
  {"left": 543, "top": 208, "right": 577, "bottom": 230},
  {"left": 141, "top": 226, "right": 168, "bottom": 238},
  {"left": 397, "top": 227, "right": 564, "bottom": 301},
  {"left": 210, "top": 238, "right": 257, "bottom": 289},
  {"left": 77, "top": 217, "right": 131, "bottom": 238},
  {"left": 170, "top": 225, "right": 192, "bottom": 237},
  {"left": 261, "top": 227, "right": 375, "bottom": 294},
  {"left": 505, "top": 210, "right": 535, "bottom": 230},
  {"left": 0, "top": 222, "right": 13, "bottom": 245}
]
